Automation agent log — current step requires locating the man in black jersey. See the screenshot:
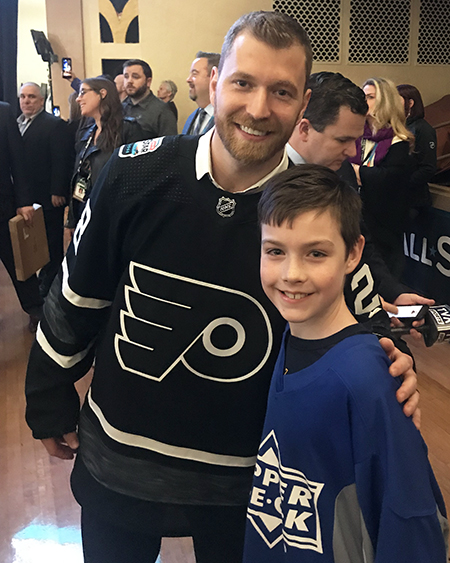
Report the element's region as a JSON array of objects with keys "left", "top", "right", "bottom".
[
  {"left": 26, "top": 12, "right": 419, "bottom": 563},
  {"left": 287, "top": 72, "right": 434, "bottom": 321}
]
